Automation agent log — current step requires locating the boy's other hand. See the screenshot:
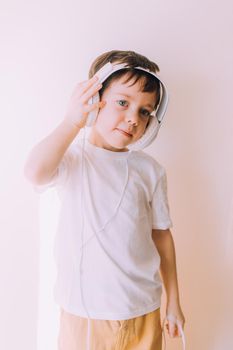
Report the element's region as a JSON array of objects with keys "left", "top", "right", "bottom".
[
  {"left": 165, "top": 302, "right": 185, "bottom": 338},
  {"left": 64, "top": 76, "right": 105, "bottom": 129}
]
